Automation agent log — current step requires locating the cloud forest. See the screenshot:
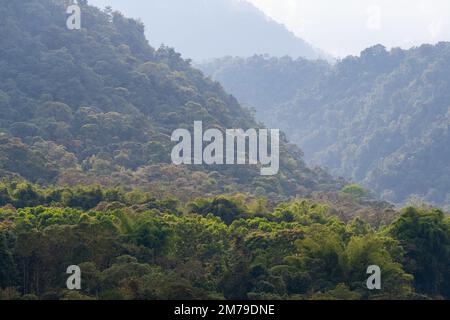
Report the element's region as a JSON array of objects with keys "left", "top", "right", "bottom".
[{"left": 0, "top": 0, "right": 448, "bottom": 302}]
